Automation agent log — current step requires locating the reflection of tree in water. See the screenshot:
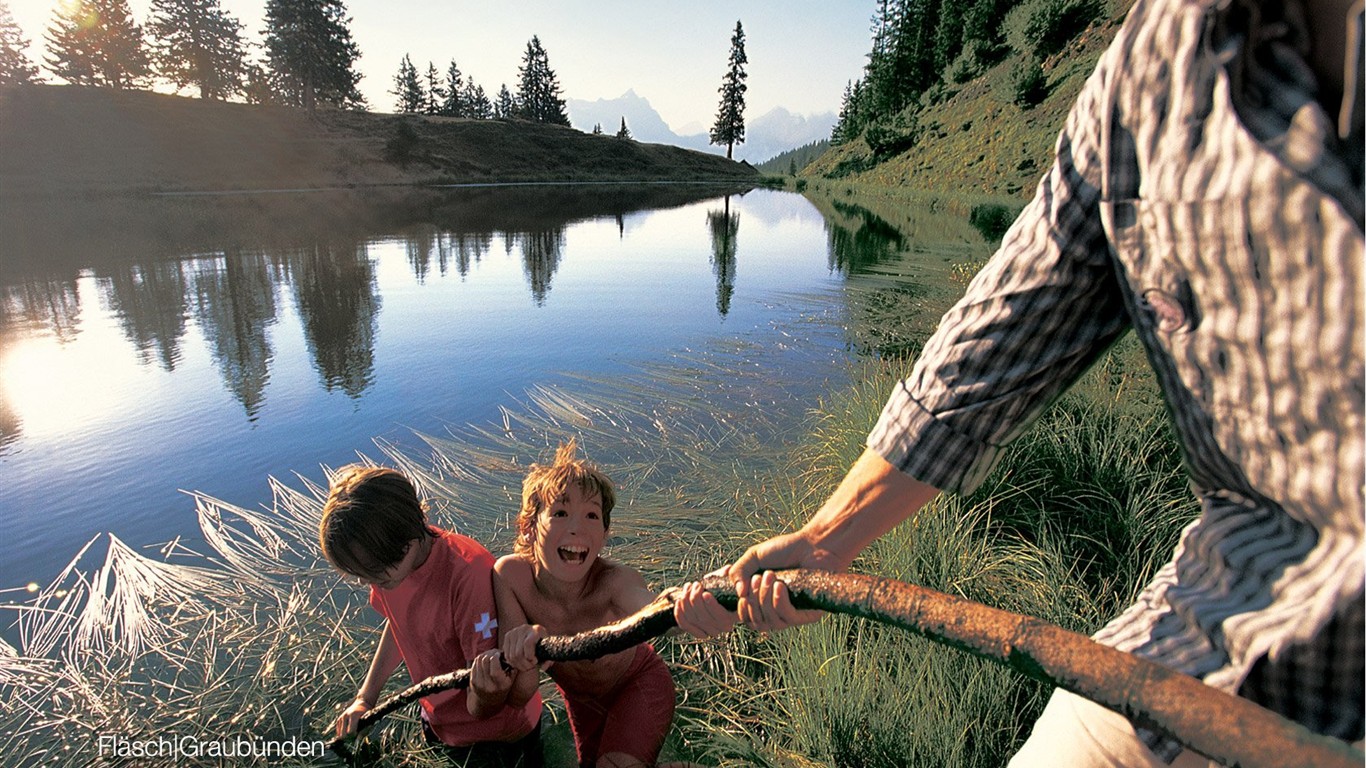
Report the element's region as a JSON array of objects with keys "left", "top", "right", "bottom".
[
  {"left": 405, "top": 224, "right": 440, "bottom": 284},
  {"left": 193, "top": 250, "right": 277, "bottom": 420},
  {"left": 291, "top": 243, "right": 379, "bottom": 398},
  {"left": 450, "top": 232, "right": 491, "bottom": 279},
  {"left": 826, "top": 200, "right": 906, "bottom": 276},
  {"left": 519, "top": 229, "right": 565, "bottom": 306},
  {"left": 402, "top": 225, "right": 495, "bottom": 282},
  {"left": 707, "top": 196, "right": 740, "bottom": 318},
  {"left": 98, "top": 261, "right": 191, "bottom": 370},
  {"left": 2, "top": 275, "right": 83, "bottom": 344}
]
